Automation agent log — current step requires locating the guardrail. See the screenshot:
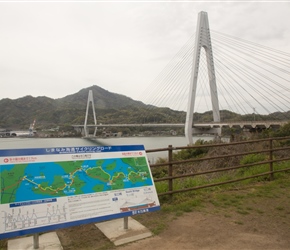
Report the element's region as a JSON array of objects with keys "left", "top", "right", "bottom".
[{"left": 146, "top": 136, "right": 290, "bottom": 197}]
